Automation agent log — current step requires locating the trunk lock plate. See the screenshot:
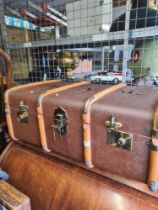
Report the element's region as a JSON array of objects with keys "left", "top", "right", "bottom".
[
  {"left": 105, "top": 116, "right": 132, "bottom": 151},
  {"left": 52, "top": 107, "right": 68, "bottom": 139},
  {"left": 17, "top": 101, "right": 29, "bottom": 124}
]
